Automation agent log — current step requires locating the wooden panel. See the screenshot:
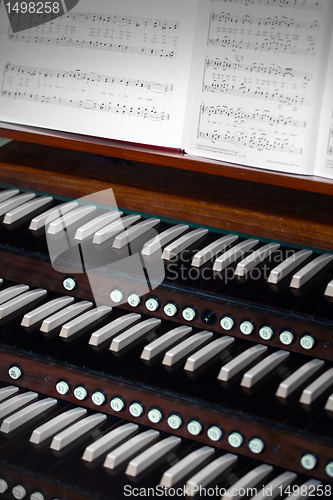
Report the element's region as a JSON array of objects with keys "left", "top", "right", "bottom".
[{"left": 0, "top": 141, "right": 332, "bottom": 250}]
